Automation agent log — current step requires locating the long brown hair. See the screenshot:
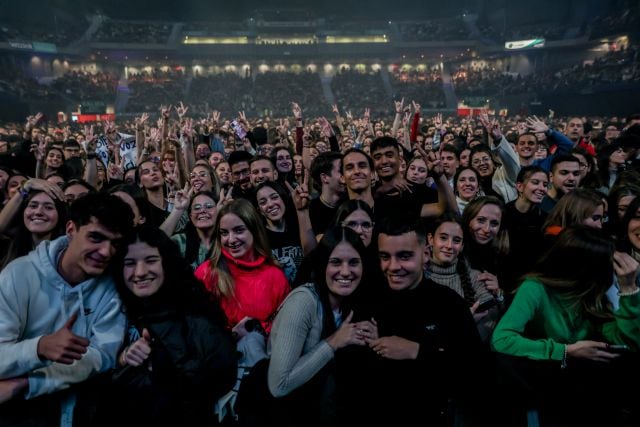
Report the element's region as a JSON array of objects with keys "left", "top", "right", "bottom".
[
  {"left": 208, "top": 199, "right": 275, "bottom": 299},
  {"left": 527, "top": 226, "right": 614, "bottom": 320}
]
